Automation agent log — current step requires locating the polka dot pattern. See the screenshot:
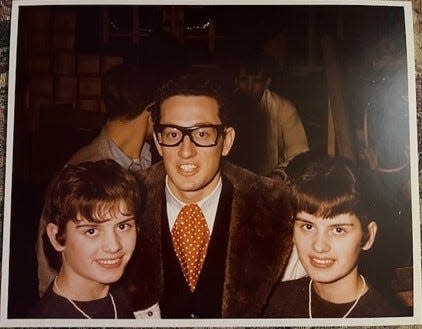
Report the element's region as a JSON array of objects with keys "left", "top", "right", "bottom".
[{"left": 171, "top": 204, "right": 210, "bottom": 292}]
